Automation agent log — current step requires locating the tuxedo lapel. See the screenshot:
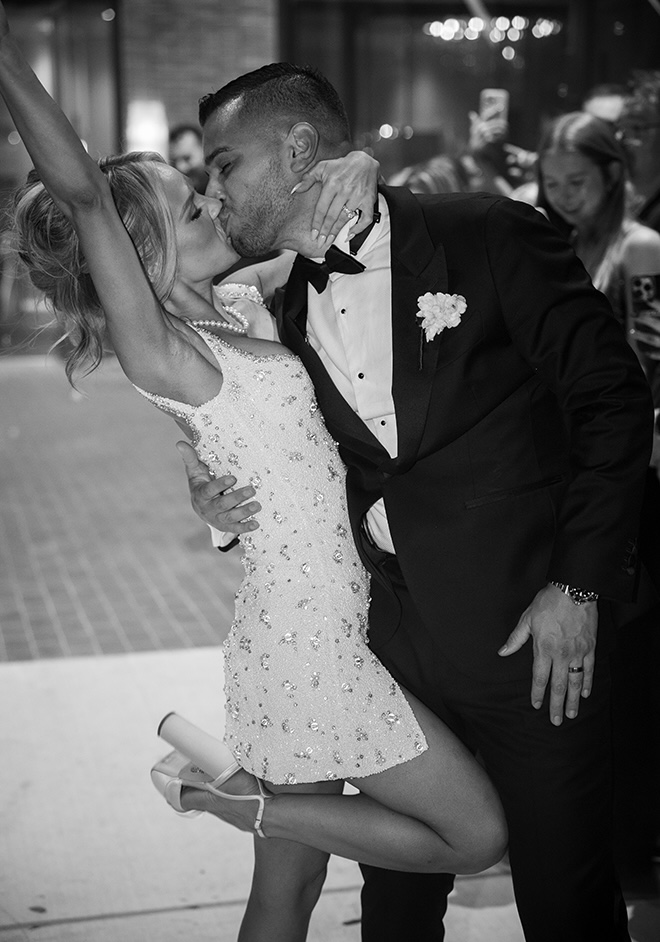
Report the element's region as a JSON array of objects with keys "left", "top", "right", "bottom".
[
  {"left": 281, "top": 255, "right": 309, "bottom": 334},
  {"left": 381, "top": 186, "right": 449, "bottom": 472}
]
